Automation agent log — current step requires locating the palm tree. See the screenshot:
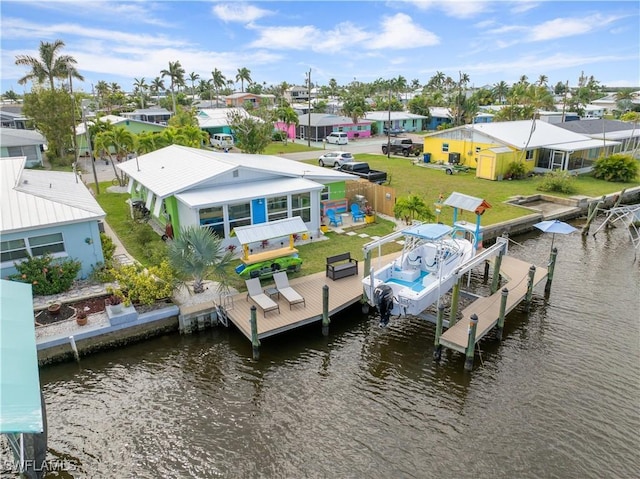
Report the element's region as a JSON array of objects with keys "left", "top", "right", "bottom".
[
  {"left": 536, "top": 75, "right": 548, "bottom": 87},
  {"left": 393, "top": 195, "right": 435, "bottom": 225},
  {"left": 211, "top": 68, "right": 226, "bottom": 107},
  {"left": 235, "top": 67, "right": 252, "bottom": 92},
  {"left": 161, "top": 60, "right": 185, "bottom": 112},
  {"left": 150, "top": 76, "right": 165, "bottom": 104},
  {"left": 15, "top": 39, "right": 84, "bottom": 90},
  {"left": 276, "top": 106, "right": 299, "bottom": 144},
  {"left": 133, "top": 77, "right": 147, "bottom": 109},
  {"left": 187, "top": 72, "right": 200, "bottom": 97},
  {"left": 167, "top": 225, "right": 234, "bottom": 295},
  {"left": 492, "top": 81, "right": 509, "bottom": 105}
]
